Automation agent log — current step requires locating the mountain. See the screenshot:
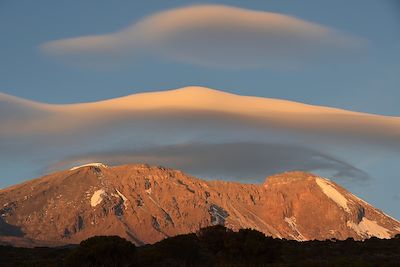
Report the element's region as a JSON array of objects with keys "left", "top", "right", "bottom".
[{"left": 0, "top": 163, "right": 399, "bottom": 247}]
